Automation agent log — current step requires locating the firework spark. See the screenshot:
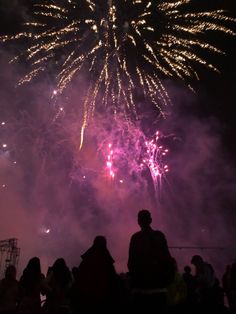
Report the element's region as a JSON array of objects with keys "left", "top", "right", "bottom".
[
  {"left": 106, "top": 143, "right": 115, "bottom": 179},
  {"left": 1, "top": 0, "right": 235, "bottom": 128},
  {"left": 142, "top": 131, "right": 169, "bottom": 188}
]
